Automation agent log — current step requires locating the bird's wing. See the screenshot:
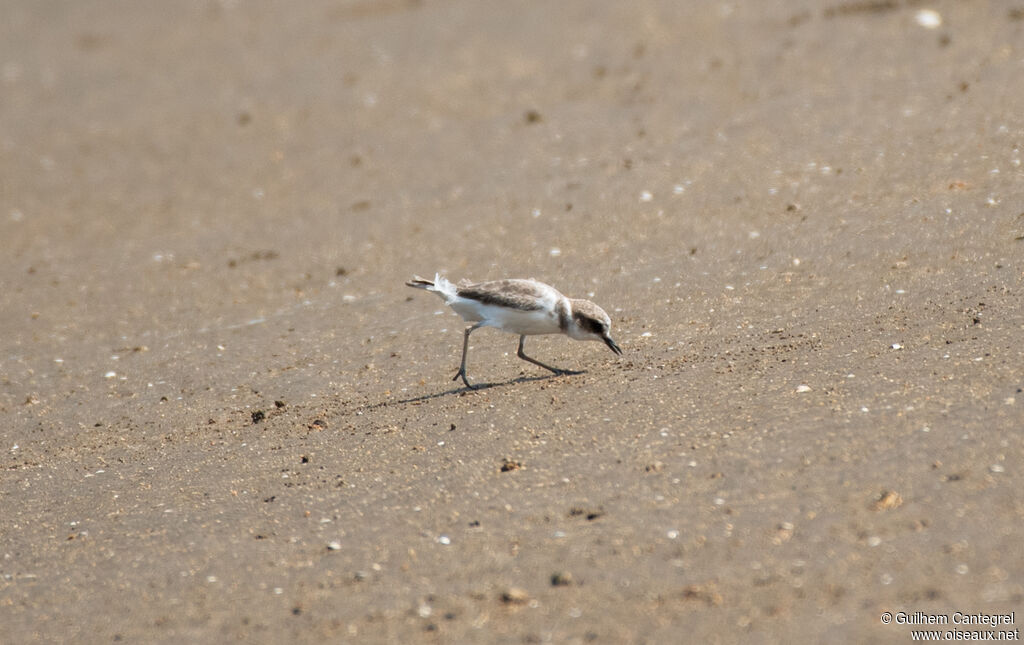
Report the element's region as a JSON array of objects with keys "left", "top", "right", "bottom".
[{"left": 456, "top": 279, "right": 557, "bottom": 312}]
